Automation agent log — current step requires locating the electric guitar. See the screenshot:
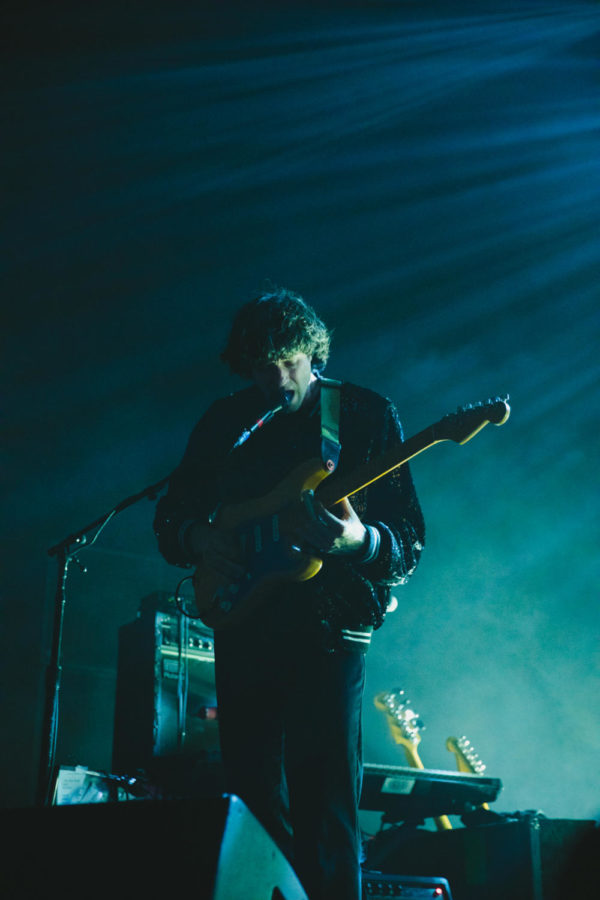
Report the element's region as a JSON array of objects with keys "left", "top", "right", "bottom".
[
  {"left": 375, "top": 689, "right": 452, "bottom": 831},
  {"left": 192, "top": 397, "right": 510, "bottom": 628},
  {"left": 446, "top": 735, "right": 490, "bottom": 809}
]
